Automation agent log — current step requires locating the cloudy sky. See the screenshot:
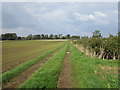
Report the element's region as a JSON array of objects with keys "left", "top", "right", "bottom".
[{"left": 2, "top": 2, "right": 118, "bottom": 37}]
